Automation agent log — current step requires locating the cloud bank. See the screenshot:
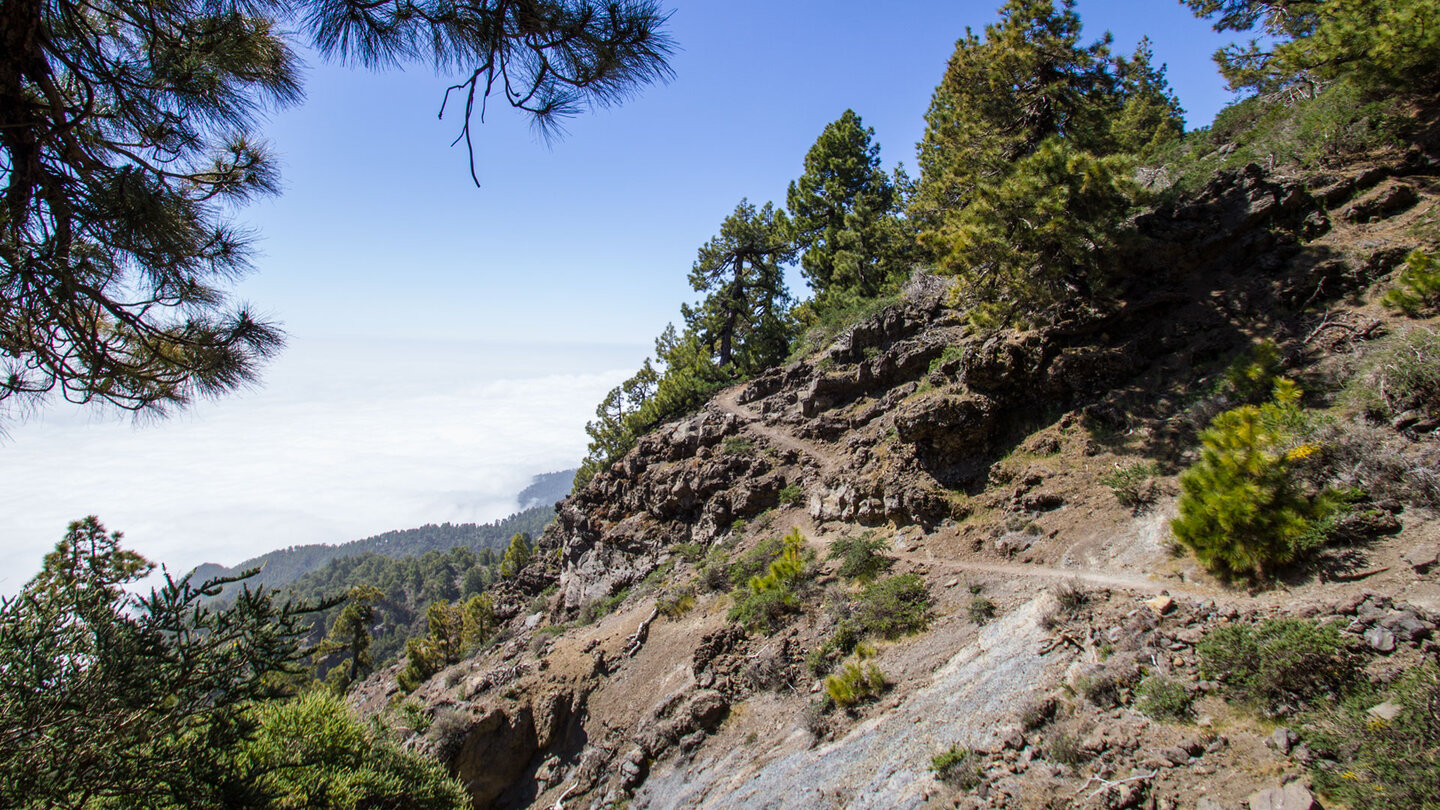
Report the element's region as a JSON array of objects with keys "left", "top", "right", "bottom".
[{"left": 0, "top": 338, "right": 641, "bottom": 594}]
